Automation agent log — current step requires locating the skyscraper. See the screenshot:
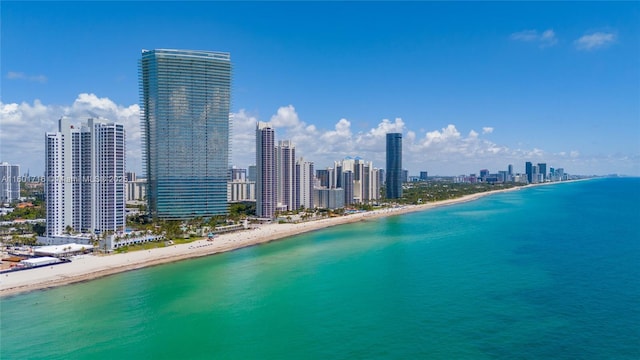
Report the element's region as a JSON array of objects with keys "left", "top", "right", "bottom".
[
  {"left": 256, "top": 122, "right": 275, "bottom": 218},
  {"left": 525, "top": 161, "right": 533, "bottom": 184},
  {"left": 327, "top": 157, "right": 379, "bottom": 204},
  {"left": 537, "top": 163, "right": 547, "bottom": 182},
  {"left": 316, "top": 169, "right": 330, "bottom": 188},
  {"left": 44, "top": 117, "right": 125, "bottom": 240},
  {"left": 229, "top": 168, "right": 247, "bottom": 181},
  {"left": 0, "top": 162, "right": 20, "bottom": 204},
  {"left": 386, "top": 133, "right": 402, "bottom": 199},
  {"left": 296, "top": 158, "right": 314, "bottom": 209},
  {"left": 139, "top": 49, "right": 232, "bottom": 220},
  {"left": 275, "top": 140, "right": 296, "bottom": 211},
  {"left": 342, "top": 170, "right": 354, "bottom": 205},
  {"left": 248, "top": 165, "right": 257, "bottom": 182}
]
